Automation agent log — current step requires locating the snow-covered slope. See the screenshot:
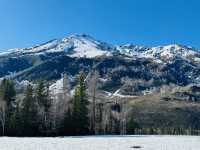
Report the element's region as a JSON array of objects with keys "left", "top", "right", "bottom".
[
  {"left": 146, "top": 44, "right": 197, "bottom": 59},
  {"left": 49, "top": 75, "right": 74, "bottom": 96},
  {"left": 0, "top": 34, "right": 113, "bottom": 58},
  {"left": 117, "top": 44, "right": 199, "bottom": 62},
  {"left": 64, "top": 34, "right": 113, "bottom": 58},
  {"left": 49, "top": 78, "right": 64, "bottom": 95},
  {"left": 116, "top": 44, "right": 150, "bottom": 57}
]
